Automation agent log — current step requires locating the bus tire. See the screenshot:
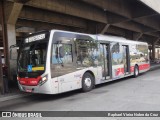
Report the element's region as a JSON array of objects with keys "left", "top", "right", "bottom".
[
  {"left": 134, "top": 65, "right": 139, "bottom": 78},
  {"left": 82, "top": 72, "right": 94, "bottom": 92}
]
